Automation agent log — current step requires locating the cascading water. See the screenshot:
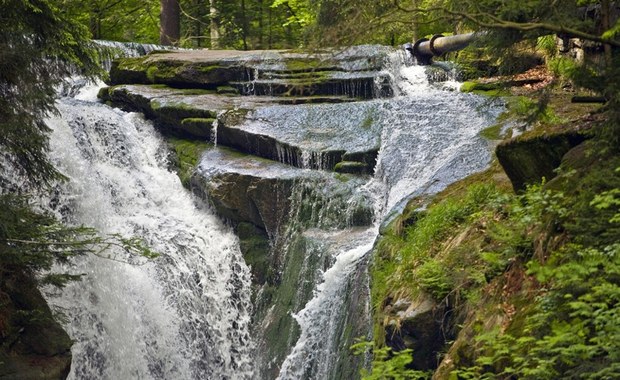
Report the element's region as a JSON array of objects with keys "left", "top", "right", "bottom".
[
  {"left": 274, "top": 56, "right": 501, "bottom": 380},
  {"left": 36, "top": 45, "right": 501, "bottom": 380},
  {"left": 43, "top": 87, "right": 254, "bottom": 379}
]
